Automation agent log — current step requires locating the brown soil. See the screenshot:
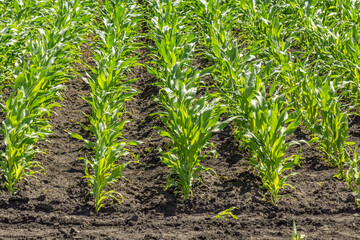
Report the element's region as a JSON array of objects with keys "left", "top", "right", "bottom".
[{"left": 1, "top": 23, "right": 360, "bottom": 240}]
